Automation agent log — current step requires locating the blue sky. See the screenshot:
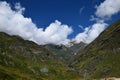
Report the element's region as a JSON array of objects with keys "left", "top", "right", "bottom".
[
  {"left": 1, "top": 0, "right": 105, "bottom": 37},
  {"left": 0, "top": 0, "right": 120, "bottom": 45}
]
